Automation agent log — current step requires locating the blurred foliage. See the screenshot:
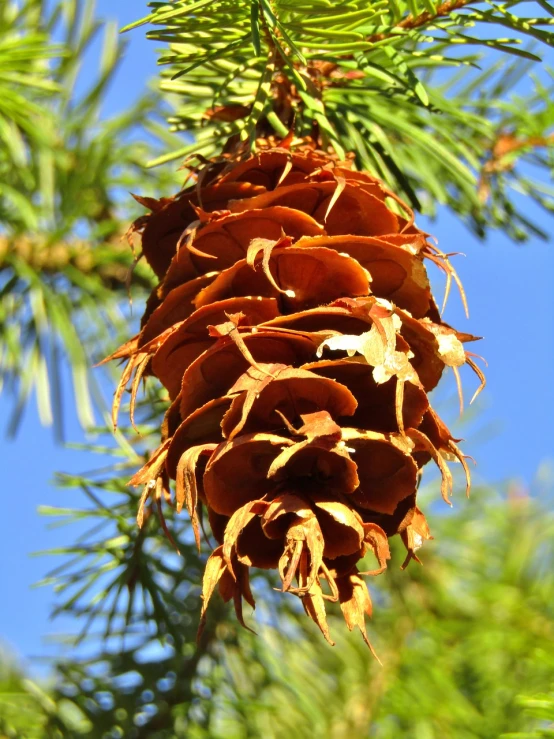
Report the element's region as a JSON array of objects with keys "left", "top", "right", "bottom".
[
  {"left": 2, "top": 440, "right": 553, "bottom": 737},
  {"left": 0, "top": 646, "right": 92, "bottom": 738},
  {"left": 209, "top": 480, "right": 554, "bottom": 739},
  {"left": 130, "top": 0, "right": 554, "bottom": 242},
  {"left": 505, "top": 692, "right": 554, "bottom": 738},
  {"left": 0, "top": 0, "right": 181, "bottom": 438}
]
